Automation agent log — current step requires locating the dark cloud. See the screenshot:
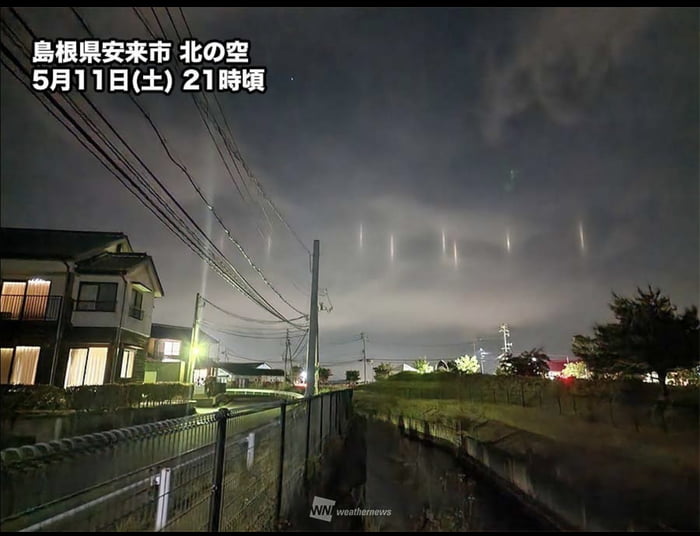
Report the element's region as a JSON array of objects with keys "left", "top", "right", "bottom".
[{"left": 1, "top": 8, "right": 697, "bottom": 376}]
